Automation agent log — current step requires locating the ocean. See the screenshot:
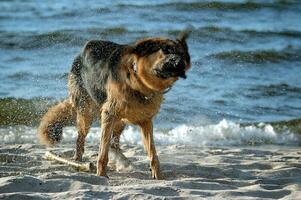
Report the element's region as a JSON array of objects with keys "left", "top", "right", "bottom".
[{"left": 0, "top": 0, "right": 301, "bottom": 146}]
